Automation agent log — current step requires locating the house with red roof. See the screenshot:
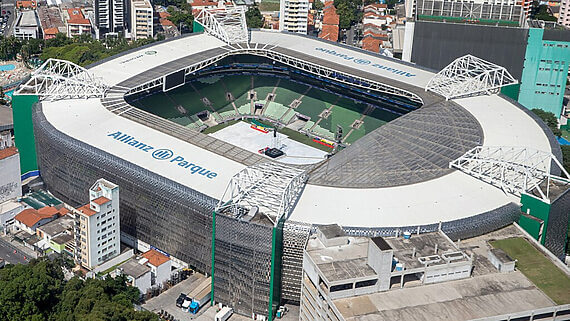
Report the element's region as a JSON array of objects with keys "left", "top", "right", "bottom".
[
  {"left": 141, "top": 249, "right": 172, "bottom": 286},
  {"left": 14, "top": 206, "right": 60, "bottom": 234}
]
